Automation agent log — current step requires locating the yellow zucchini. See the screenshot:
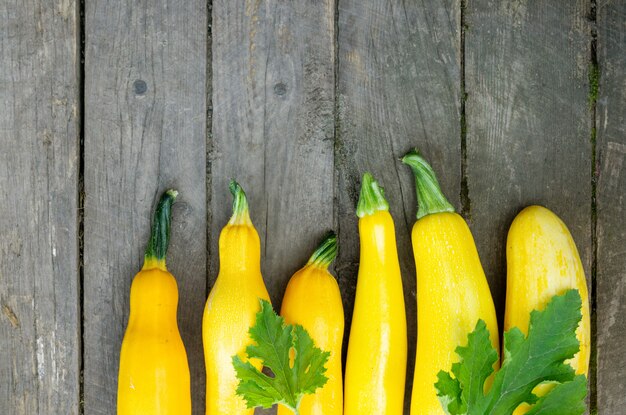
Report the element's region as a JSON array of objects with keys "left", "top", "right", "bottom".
[
  {"left": 117, "top": 190, "right": 191, "bottom": 415},
  {"left": 203, "top": 181, "right": 271, "bottom": 415},
  {"left": 402, "top": 151, "right": 500, "bottom": 415},
  {"left": 344, "top": 173, "right": 407, "bottom": 415},
  {"left": 505, "top": 205, "right": 590, "bottom": 374},
  {"left": 278, "top": 232, "right": 344, "bottom": 415}
]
